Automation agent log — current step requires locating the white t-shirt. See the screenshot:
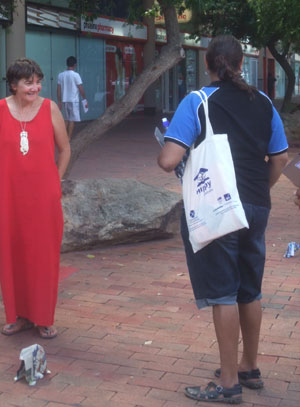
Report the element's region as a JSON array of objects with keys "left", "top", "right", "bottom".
[{"left": 57, "top": 70, "right": 82, "bottom": 102}]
